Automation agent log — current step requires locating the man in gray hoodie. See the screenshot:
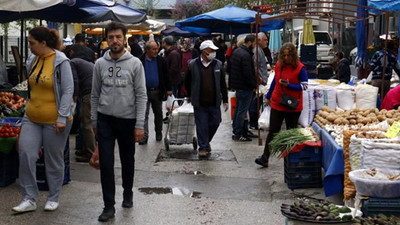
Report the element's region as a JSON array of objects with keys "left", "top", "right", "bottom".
[{"left": 91, "top": 22, "right": 147, "bottom": 222}]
